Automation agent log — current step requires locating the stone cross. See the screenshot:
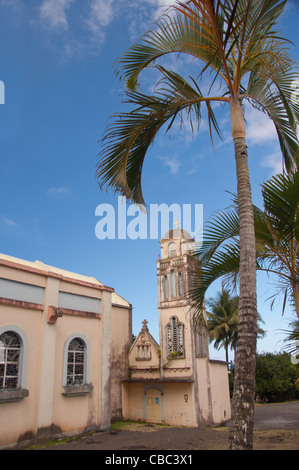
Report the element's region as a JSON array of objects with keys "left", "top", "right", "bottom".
[{"left": 141, "top": 319, "right": 149, "bottom": 332}]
